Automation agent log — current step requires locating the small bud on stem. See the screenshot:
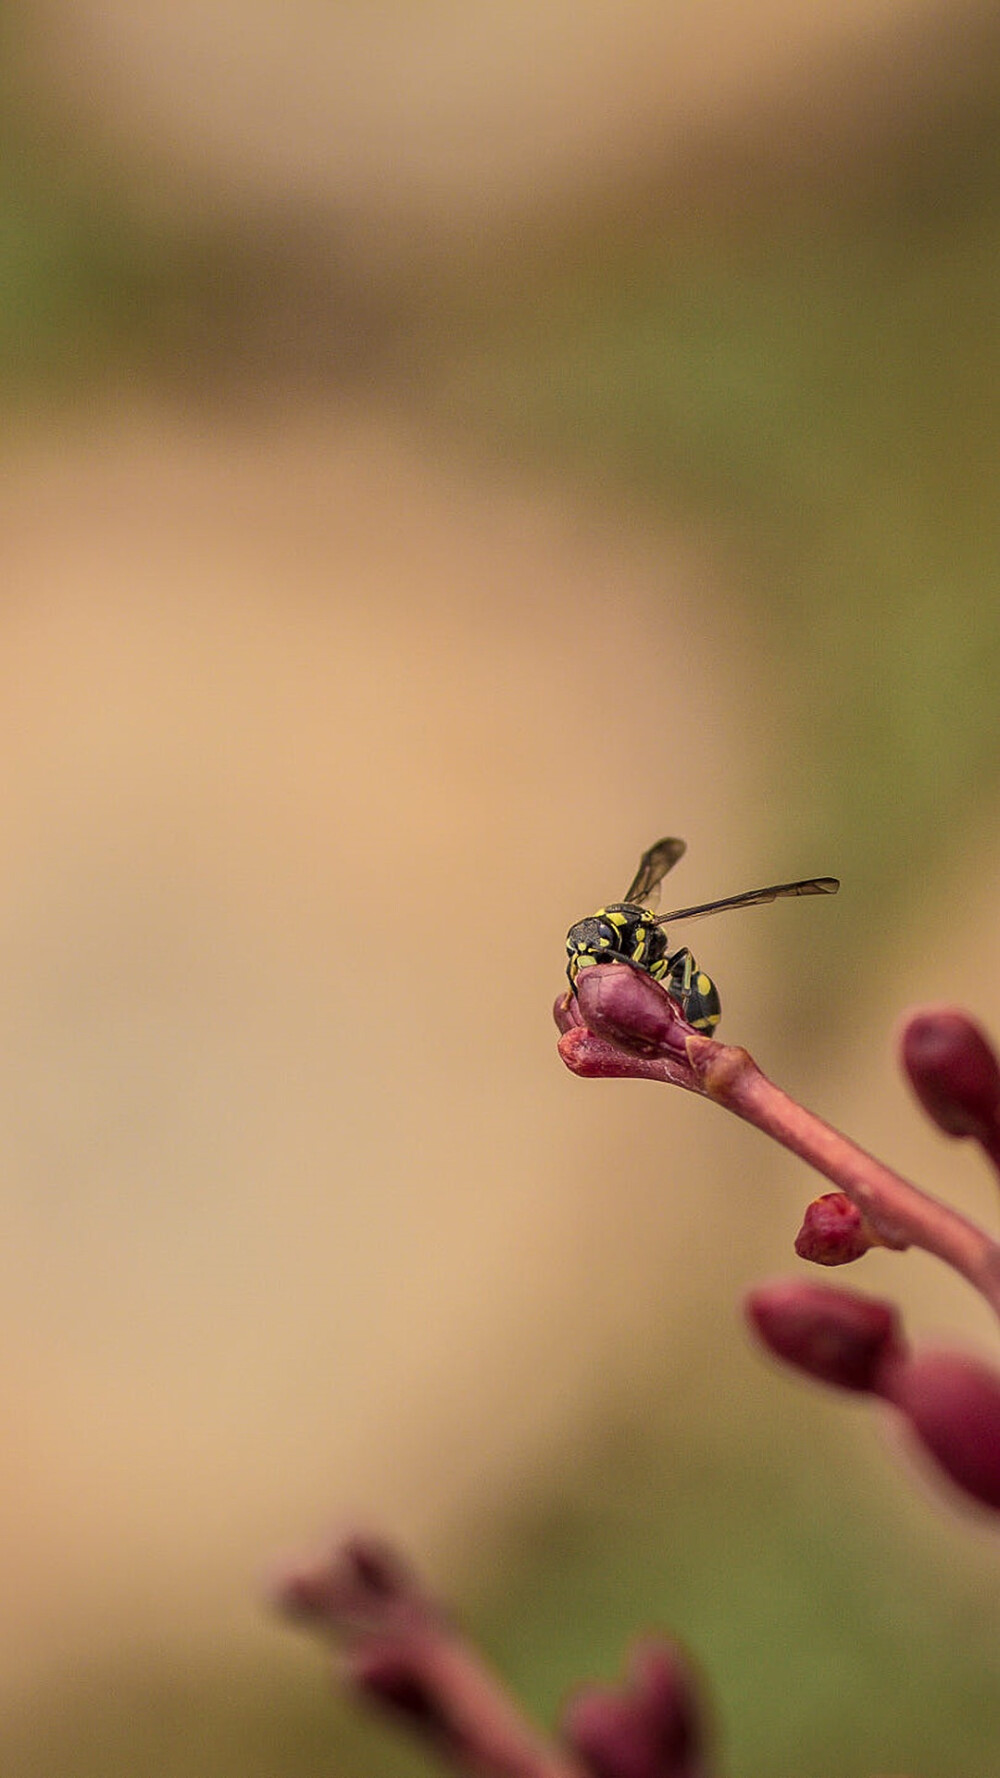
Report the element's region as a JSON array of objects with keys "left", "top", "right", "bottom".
[
  {"left": 745, "top": 1281, "right": 906, "bottom": 1394},
  {"left": 879, "top": 1349, "right": 1000, "bottom": 1515},
  {"left": 795, "top": 1192, "right": 901, "bottom": 1266},
  {"left": 901, "top": 1008, "right": 1000, "bottom": 1167},
  {"left": 561, "top": 1638, "right": 709, "bottom": 1778}
]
